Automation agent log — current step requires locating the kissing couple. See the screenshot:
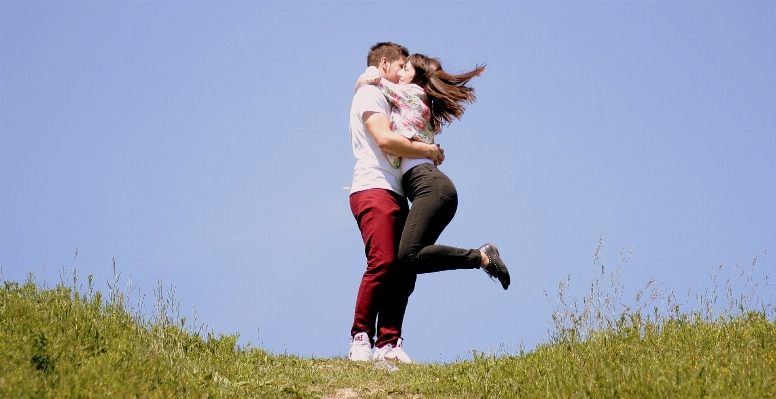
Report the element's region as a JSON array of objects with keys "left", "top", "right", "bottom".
[{"left": 347, "top": 42, "right": 510, "bottom": 363}]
